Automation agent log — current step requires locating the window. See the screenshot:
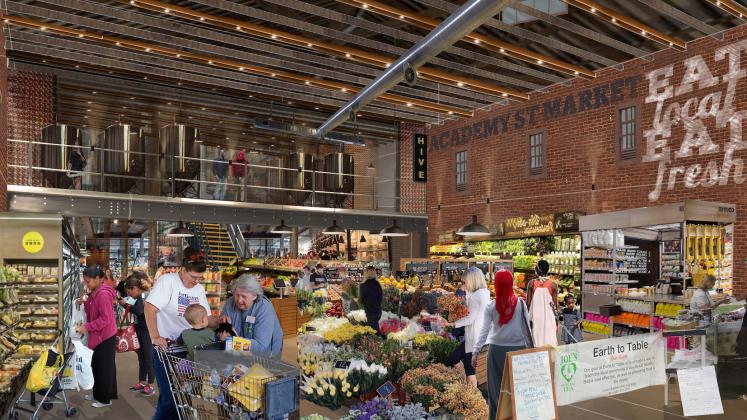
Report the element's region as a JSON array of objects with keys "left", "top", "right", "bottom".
[
  {"left": 529, "top": 133, "right": 544, "bottom": 175},
  {"left": 619, "top": 105, "right": 637, "bottom": 159},
  {"left": 455, "top": 150, "right": 467, "bottom": 192}
]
